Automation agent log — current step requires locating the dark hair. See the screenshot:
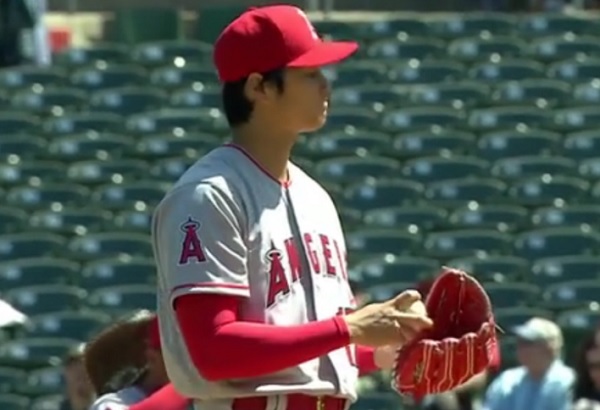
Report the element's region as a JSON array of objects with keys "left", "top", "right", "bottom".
[
  {"left": 222, "top": 68, "right": 285, "bottom": 127},
  {"left": 574, "top": 332, "right": 598, "bottom": 400}
]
